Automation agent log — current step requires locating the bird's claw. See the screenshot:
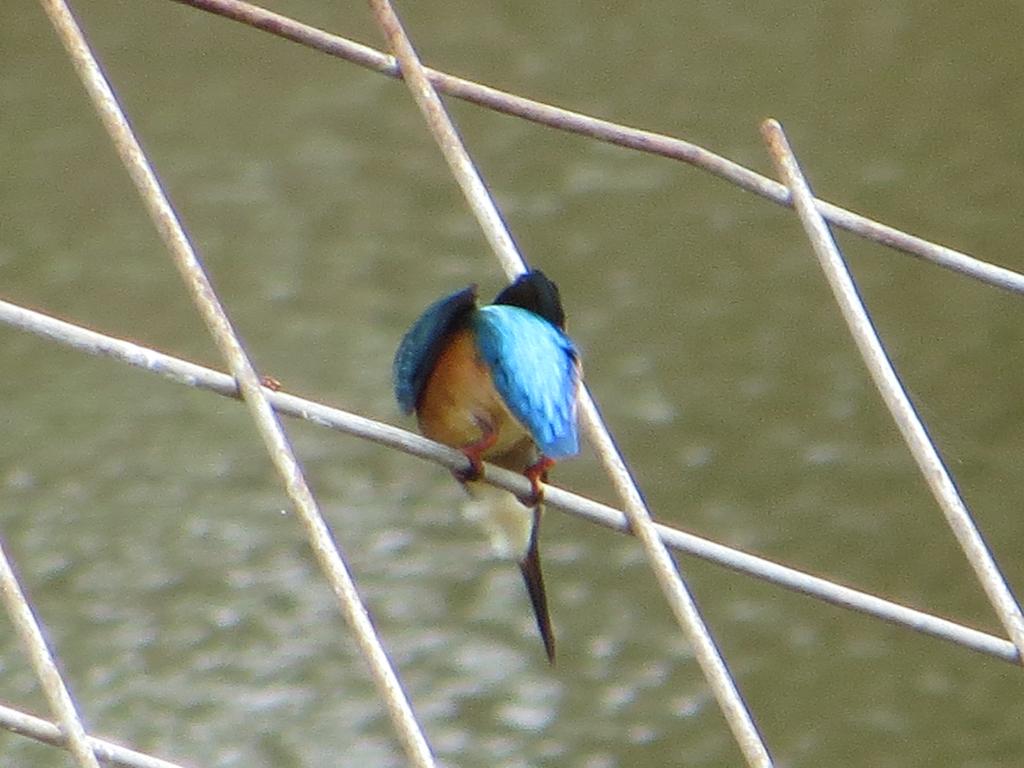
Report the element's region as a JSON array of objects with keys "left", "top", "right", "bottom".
[
  {"left": 452, "top": 426, "right": 497, "bottom": 484},
  {"left": 452, "top": 452, "right": 484, "bottom": 483},
  {"left": 516, "top": 487, "right": 542, "bottom": 509},
  {"left": 518, "top": 457, "right": 554, "bottom": 508}
]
